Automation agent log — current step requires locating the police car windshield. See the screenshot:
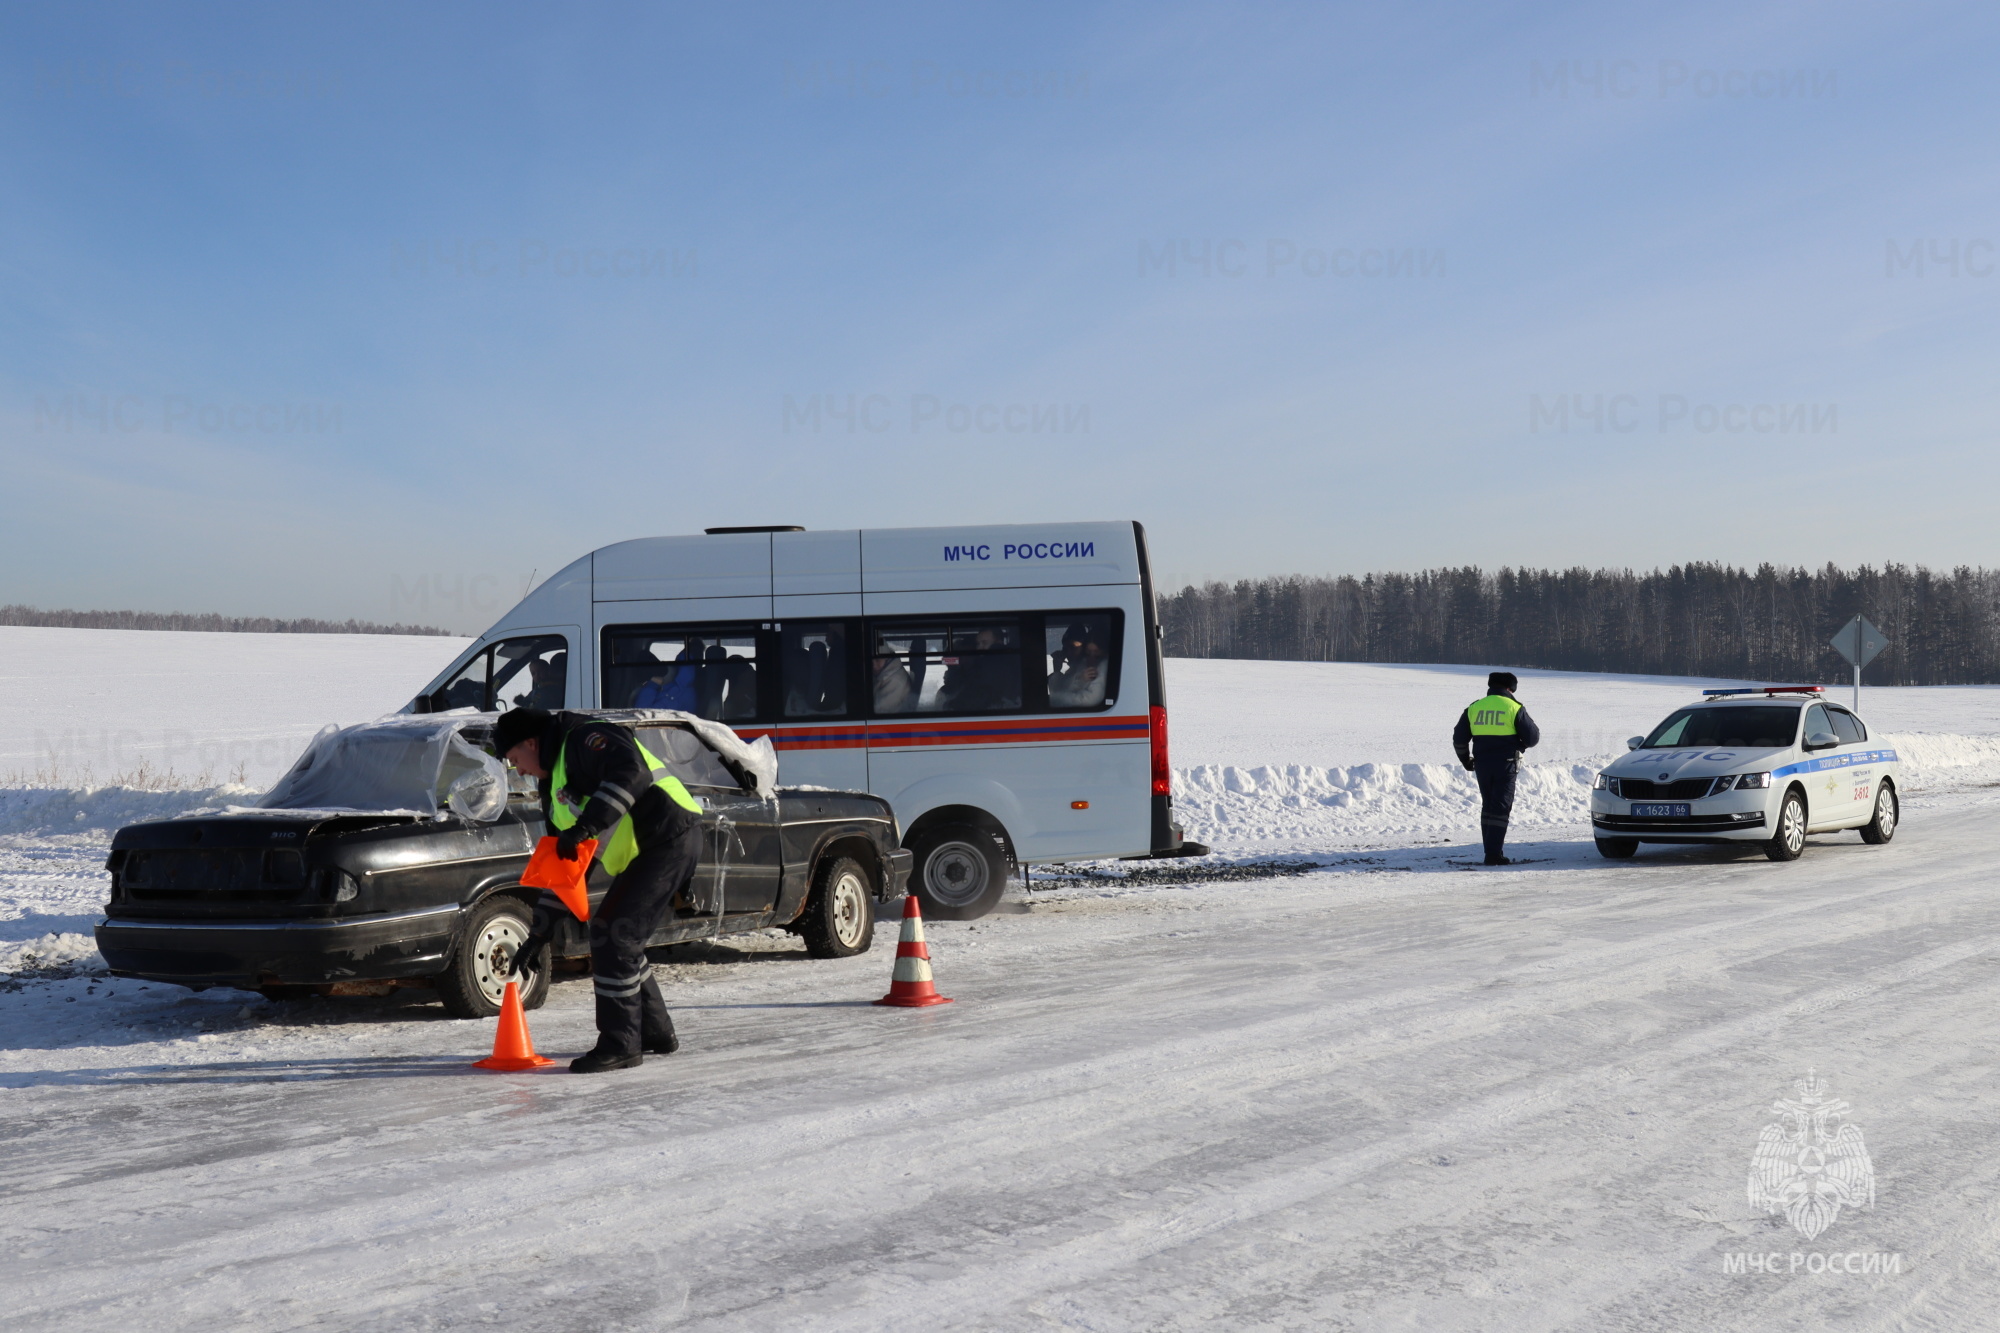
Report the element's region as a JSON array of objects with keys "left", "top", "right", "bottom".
[{"left": 1642, "top": 705, "right": 1799, "bottom": 749}]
